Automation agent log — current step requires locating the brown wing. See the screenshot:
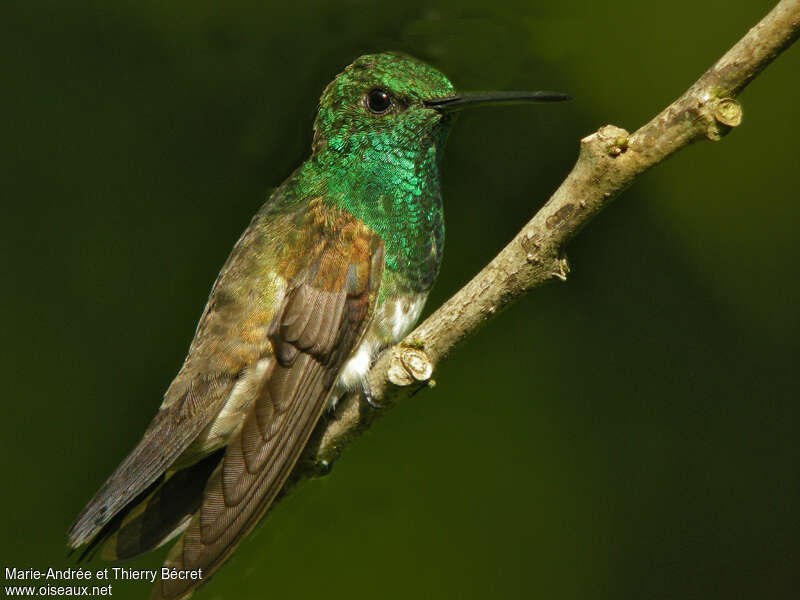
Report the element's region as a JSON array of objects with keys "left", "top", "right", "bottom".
[
  {"left": 67, "top": 373, "right": 236, "bottom": 548},
  {"left": 68, "top": 218, "right": 278, "bottom": 550},
  {"left": 151, "top": 226, "right": 385, "bottom": 600}
]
